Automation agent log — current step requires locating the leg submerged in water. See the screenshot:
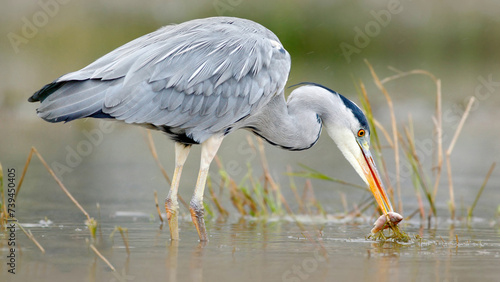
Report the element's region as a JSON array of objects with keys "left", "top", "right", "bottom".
[
  {"left": 165, "top": 142, "right": 191, "bottom": 240},
  {"left": 190, "top": 135, "right": 224, "bottom": 241}
]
